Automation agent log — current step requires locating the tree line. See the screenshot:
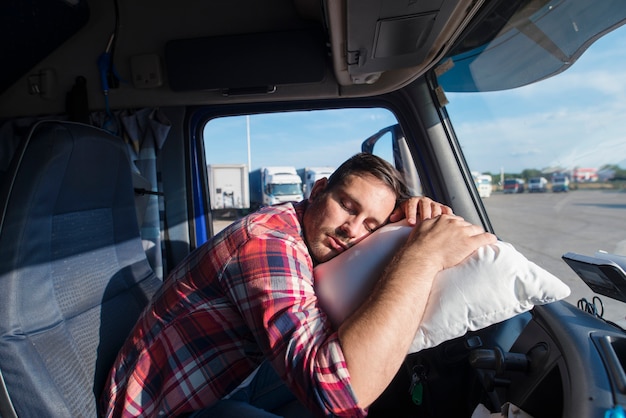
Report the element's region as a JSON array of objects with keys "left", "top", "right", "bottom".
[{"left": 482, "top": 164, "right": 626, "bottom": 184}]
